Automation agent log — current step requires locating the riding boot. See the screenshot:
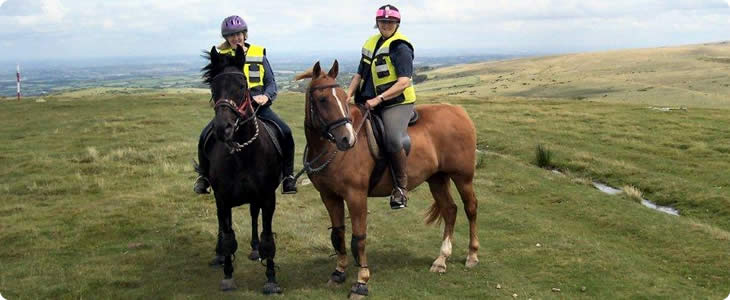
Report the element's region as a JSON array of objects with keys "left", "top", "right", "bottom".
[
  {"left": 194, "top": 123, "right": 213, "bottom": 194},
  {"left": 281, "top": 135, "right": 297, "bottom": 194},
  {"left": 388, "top": 150, "right": 408, "bottom": 209},
  {"left": 194, "top": 152, "right": 211, "bottom": 194}
]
